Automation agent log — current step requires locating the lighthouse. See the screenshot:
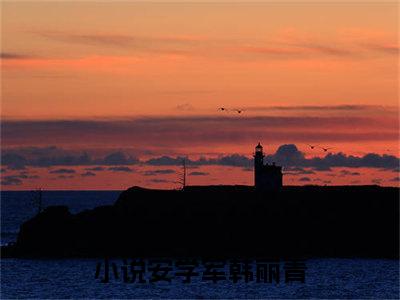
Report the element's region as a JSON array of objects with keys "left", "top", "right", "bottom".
[{"left": 254, "top": 142, "right": 283, "bottom": 191}]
